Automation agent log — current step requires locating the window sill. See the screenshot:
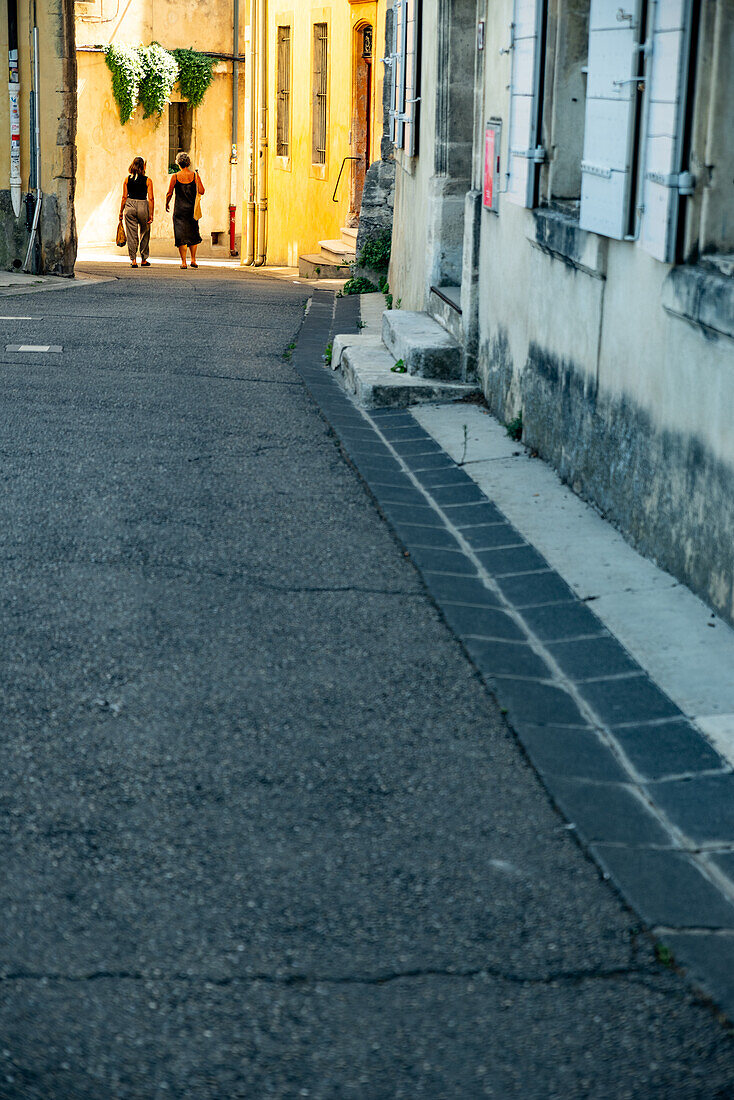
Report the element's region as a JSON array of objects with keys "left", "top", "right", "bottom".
[
  {"left": 275, "top": 155, "right": 291, "bottom": 173},
  {"left": 528, "top": 206, "right": 607, "bottom": 279},
  {"left": 662, "top": 262, "right": 734, "bottom": 342}
]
